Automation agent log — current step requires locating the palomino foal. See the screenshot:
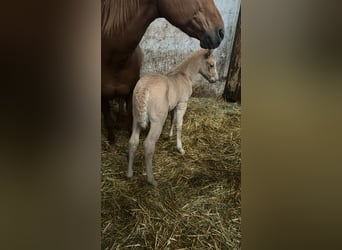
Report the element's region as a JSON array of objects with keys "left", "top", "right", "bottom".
[{"left": 127, "top": 49, "right": 218, "bottom": 186}]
